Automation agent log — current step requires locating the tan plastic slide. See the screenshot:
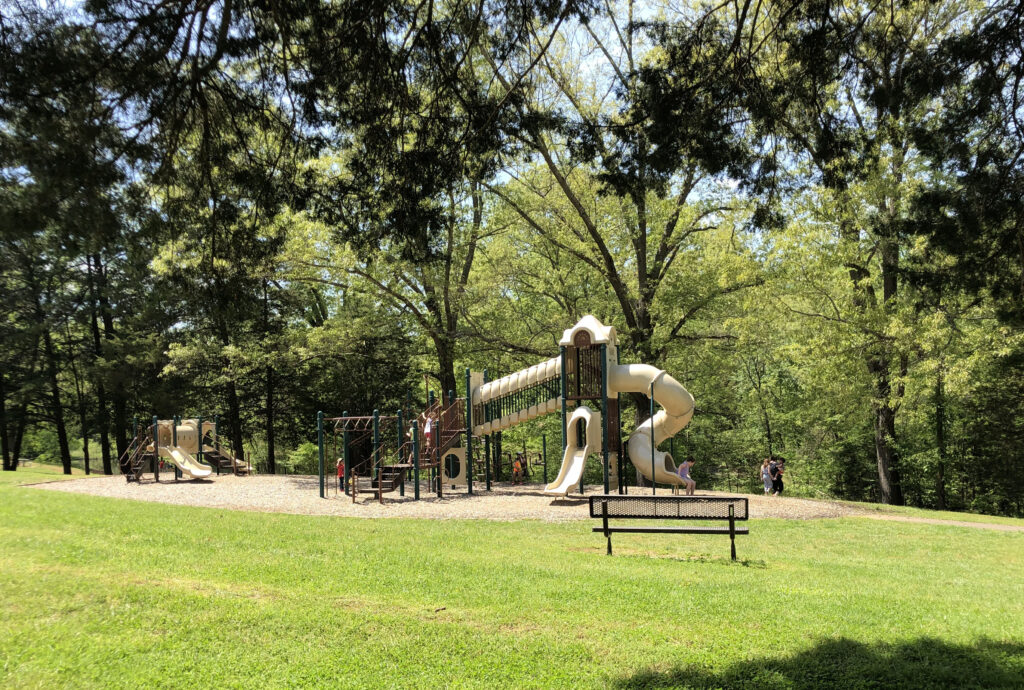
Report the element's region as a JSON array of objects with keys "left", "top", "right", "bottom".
[
  {"left": 544, "top": 406, "right": 601, "bottom": 496},
  {"left": 157, "top": 445, "right": 213, "bottom": 479},
  {"left": 609, "top": 363, "right": 696, "bottom": 488}
]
